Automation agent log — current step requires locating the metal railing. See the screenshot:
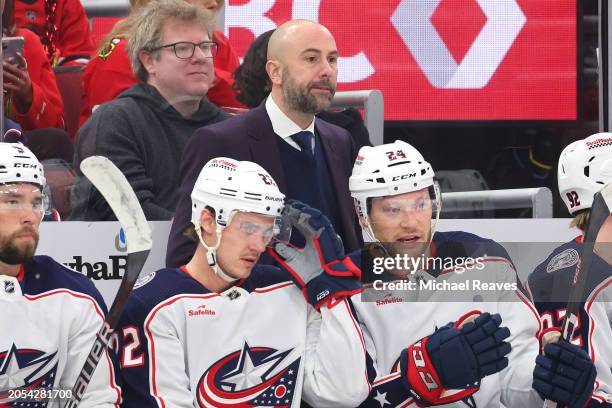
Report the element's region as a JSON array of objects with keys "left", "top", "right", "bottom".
[
  {"left": 331, "top": 90, "right": 385, "bottom": 146},
  {"left": 441, "top": 187, "right": 553, "bottom": 218},
  {"left": 83, "top": 0, "right": 128, "bottom": 17}
]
